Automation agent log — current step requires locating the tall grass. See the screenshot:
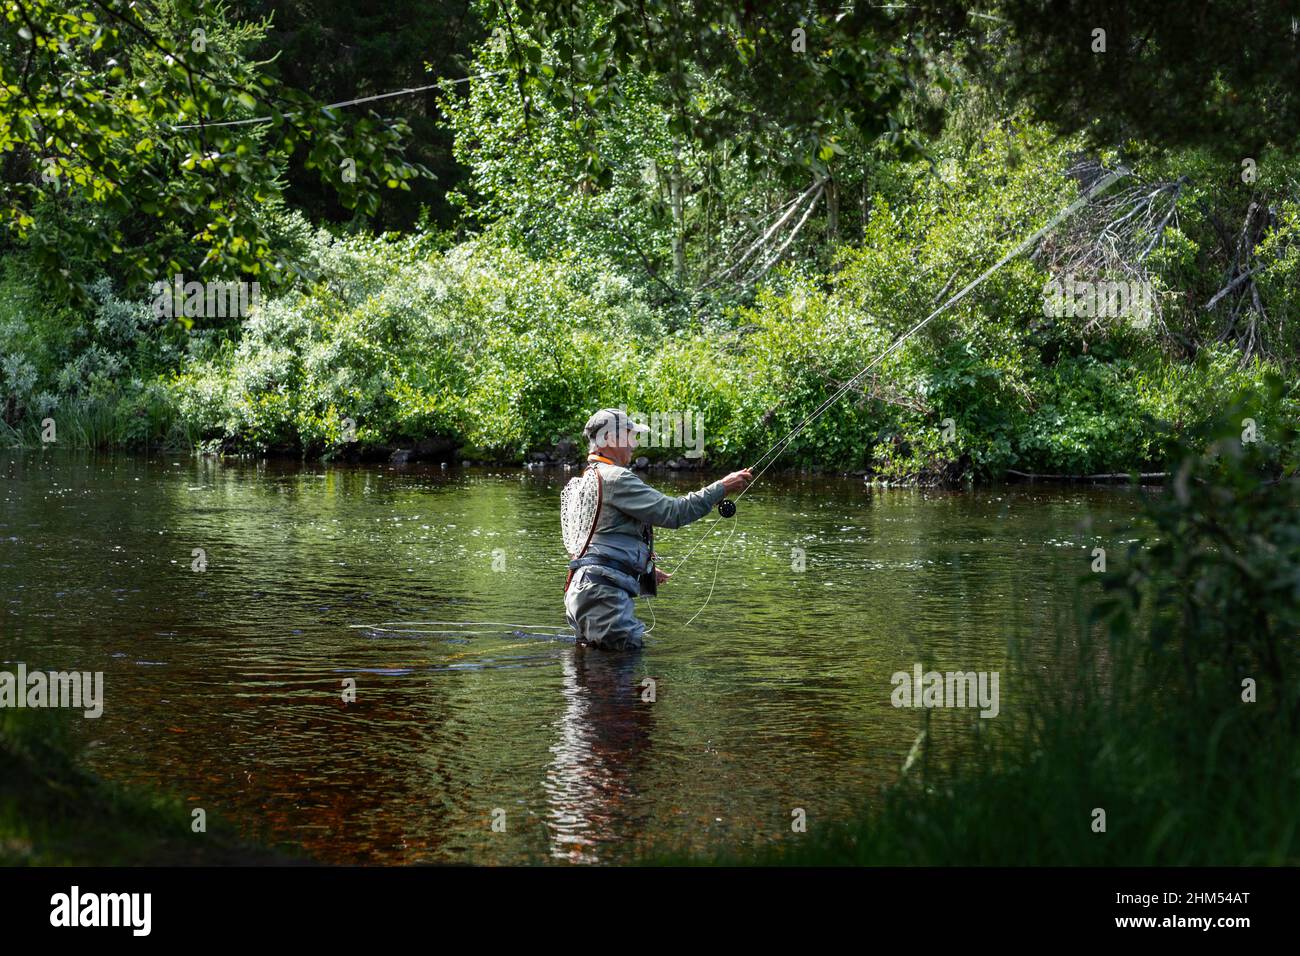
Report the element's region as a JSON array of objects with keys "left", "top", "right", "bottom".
[{"left": 0, "top": 397, "right": 191, "bottom": 451}]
